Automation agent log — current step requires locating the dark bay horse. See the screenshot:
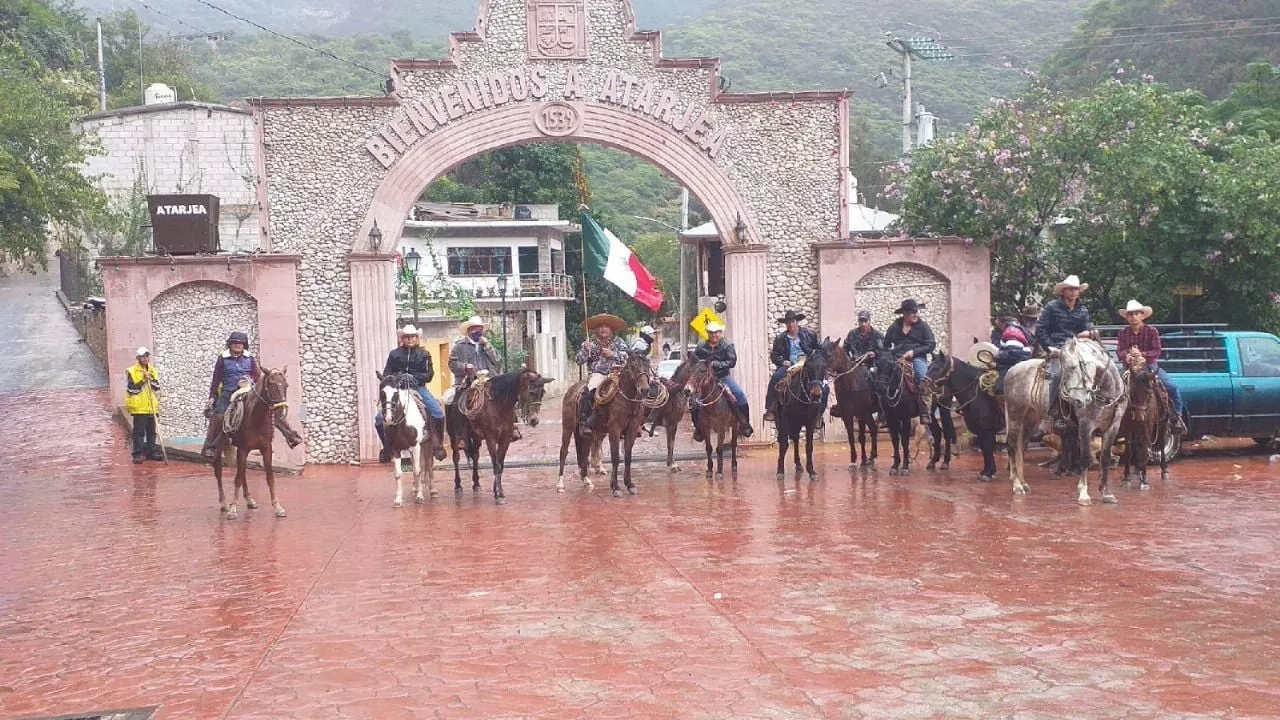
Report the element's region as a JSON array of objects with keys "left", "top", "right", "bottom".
[
  {"left": 447, "top": 368, "right": 552, "bottom": 505},
  {"left": 557, "top": 353, "right": 655, "bottom": 497},
  {"left": 774, "top": 340, "right": 833, "bottom": 481},
  {"left": 1119, "top": 357, "right": 1171, "bottom": 490},
  {"left": 685, "top": 360, "right": 740, "bottom": 480},
  {"left": 645, "top": 354, "right": 698, "bottom": 473},
  {"left": 871, "top": 351, "right": 921, "bottom": 476},
  {"left": 925, "top": 355, "right": 1003, "bottom": 481},
  {"left": 828, "top": 340, "right": 879, "bottom": 468},
  {"left": 377, "top": 371, "right": 437, "bottom": 507},
  {"left": 213, "top": 367, "right": 291, "bottom": 520}
]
